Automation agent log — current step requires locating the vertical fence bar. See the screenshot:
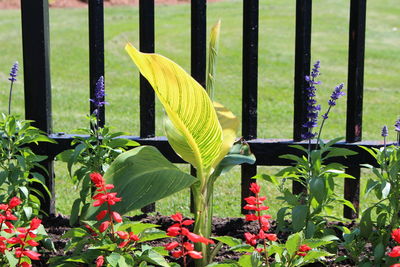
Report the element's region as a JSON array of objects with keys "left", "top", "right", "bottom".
[
  {"left": 190, "top": 0, "right": 206, "bottom": 212},
  {"left": 191, "top": 0, "right": 207, "bottom": 87},
  {"left": 139, "top": 0, "right": 156, "bottom": 213},
  {"left": 20, "top": 0, "right": 54, "bottom": 215},
  {"left": 292, "top": 0, "right": 312, "bottom": 194},
  {"left": 89, "top": 0, "right": 105, "bottom": 126},
  {"left": 241, "top": 0, "right": 259, "bottom": 213},
  {"left": 344, "top": 0, "right": 367, "bottom": 219}
]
